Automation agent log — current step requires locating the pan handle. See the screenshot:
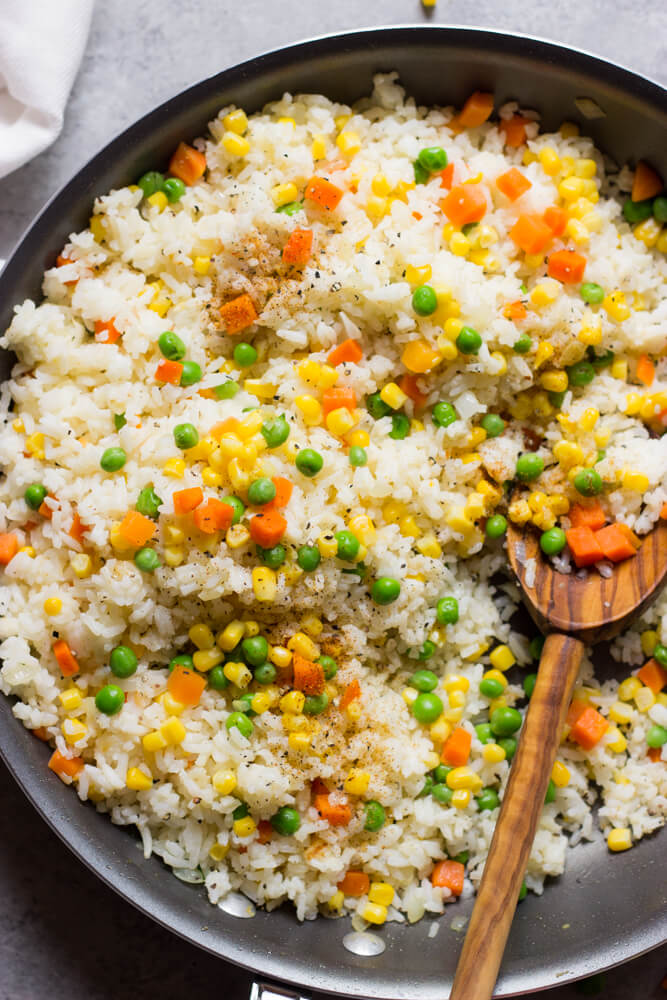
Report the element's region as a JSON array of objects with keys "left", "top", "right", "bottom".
[{"left": 250, "top": 981, "right": 311, "bottom": 1000}]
